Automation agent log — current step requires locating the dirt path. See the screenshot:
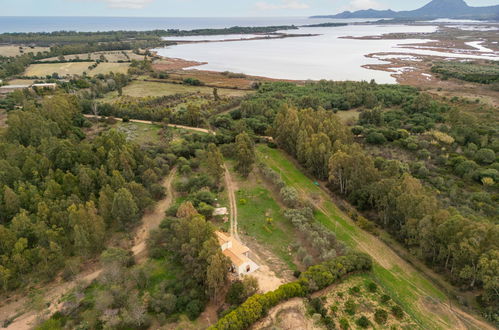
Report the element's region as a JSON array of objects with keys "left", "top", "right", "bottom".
[
  {"left": 83, "top": 114, "right": 215, "bottom": 135},
  {"left": 224, "top": 164, "right": 240, "bottom": 241},
  {"left": 0, "top": 169, "right": 177, "bottom": 330}
]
